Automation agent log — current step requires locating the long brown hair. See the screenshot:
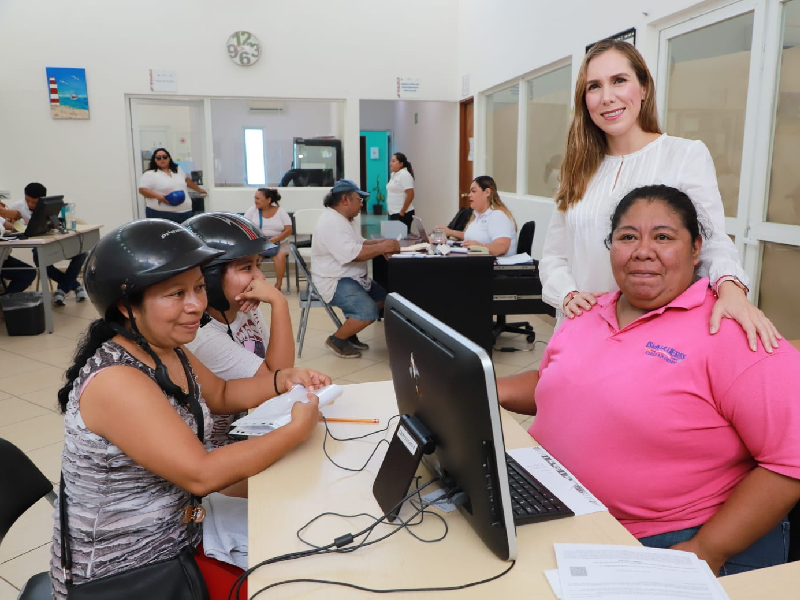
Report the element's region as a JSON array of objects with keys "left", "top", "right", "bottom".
[
  {"left": 555, "top": 40, "right": 661, "bottom": 211},
  {"left": 466, "top": 175, "right": 517, "bottom": 230}
]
